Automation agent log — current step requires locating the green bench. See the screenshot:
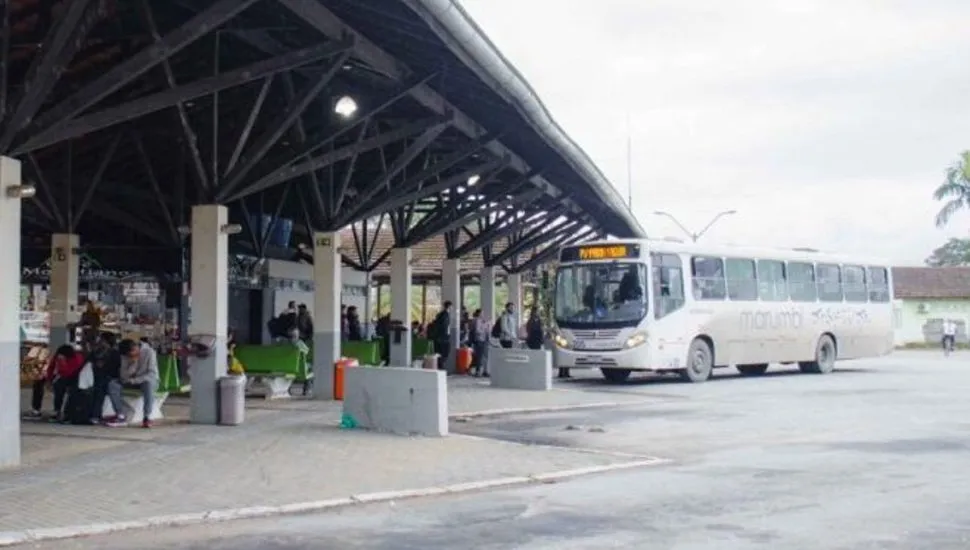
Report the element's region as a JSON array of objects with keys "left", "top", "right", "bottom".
[
  {"left": 234, "top": 344, "right": 311, "bottom": 399},
  {"left": 412, "top": 338, "right": 435, "bottom": 362},
  {"left": 341, "top": 341, "right": 382, "bottom": 366}
]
